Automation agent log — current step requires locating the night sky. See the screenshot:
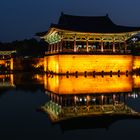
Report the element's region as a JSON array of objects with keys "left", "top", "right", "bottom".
[{"left": 1, "top": 0, "right": 140, "bottom": 42}]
